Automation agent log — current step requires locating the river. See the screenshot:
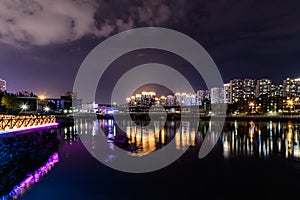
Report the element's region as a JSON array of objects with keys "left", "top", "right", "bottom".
[{"left": 1, "top": 119, "right": 300, "bottom": 200}]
